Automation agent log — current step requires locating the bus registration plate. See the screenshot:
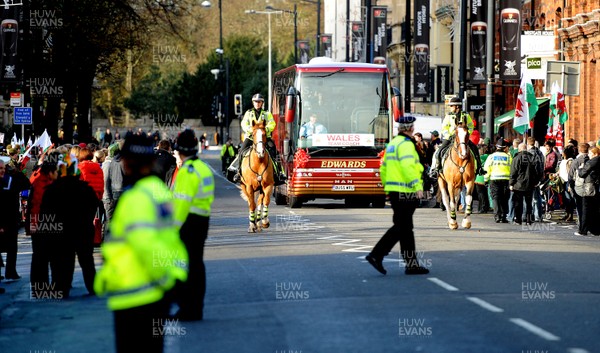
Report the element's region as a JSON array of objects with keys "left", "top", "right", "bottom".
[{"left": 332, "top": 185, "right": 355, "bottom": 191}]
